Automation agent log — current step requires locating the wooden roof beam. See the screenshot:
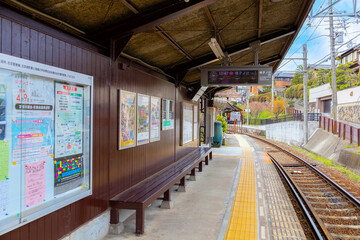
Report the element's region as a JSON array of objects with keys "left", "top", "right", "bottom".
[
  {"left": 204, "top": 6, "right": 225, "bottom": 49},
  {"left": 258, "top": 0, "right": 263, "bottom": 38},
  {"left": 119, "top": 0, "right": 193, "bottom": 60},
  {"left": 89, "top": 0, "right": 220, "bottom": 42},
  {"left": 168, "top": 28, "right": 296, "bottom": 73}
]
